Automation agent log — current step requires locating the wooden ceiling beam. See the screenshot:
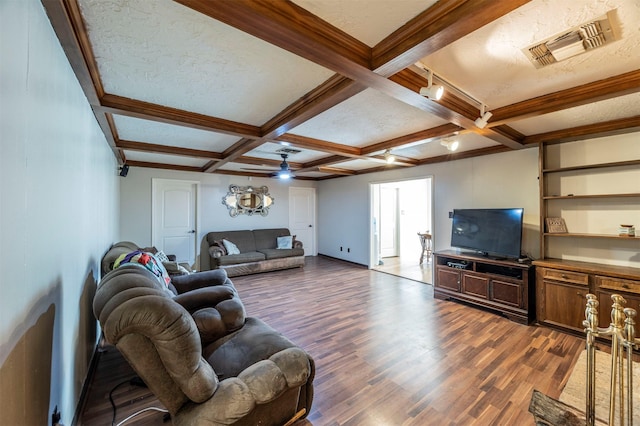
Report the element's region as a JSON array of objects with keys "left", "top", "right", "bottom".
[
  {"left": 177, "top": 0, "right": 525, "bottom": 147},
  {"left": 98, "top": 94, "right": 261, "bottom": 138},
  {"left": 126, "top": 160, "right": 203, "bottom": 173},
  {"left": 361, "top": 123, "right": 464, "bottom": 155},
  {"left": 490, "top": 70, "right": 640, "bottom": 126},
  {"left": 117, "top": 140, "right": 223, "bottom": 160},
  {"left": 523, "top": 115, "right": 640, "bottom": 145},
  {"left": 373, "top": 0, "right": 532, "bottom": 76}
]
